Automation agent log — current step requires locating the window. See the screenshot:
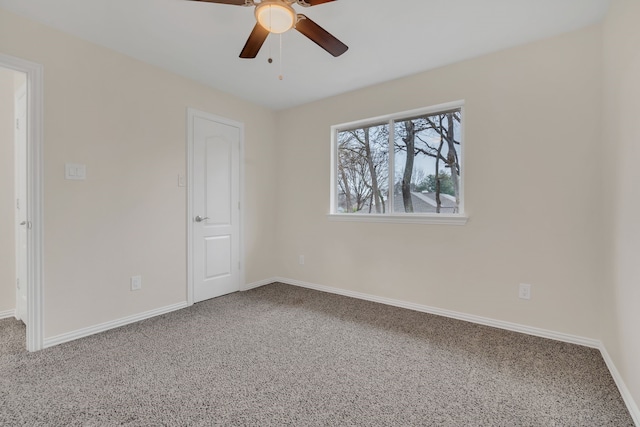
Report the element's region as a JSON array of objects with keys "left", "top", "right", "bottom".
[{"left": 330, "top": 101, "right": 466, "bottom": 224}]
